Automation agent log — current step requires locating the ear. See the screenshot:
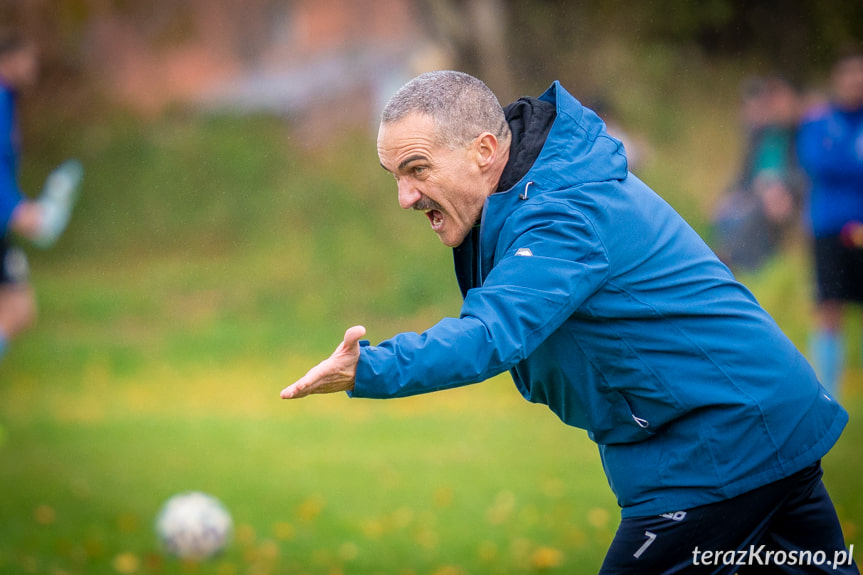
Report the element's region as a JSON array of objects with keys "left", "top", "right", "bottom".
[{"left": 473, "top": 132, "right": 500, "bottom": 170}]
